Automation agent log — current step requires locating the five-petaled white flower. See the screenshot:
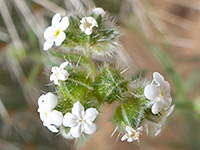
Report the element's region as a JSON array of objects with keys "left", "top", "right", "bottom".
[
  {"left": 155, "top": 104, "right": 175, "bottom": 136},
  {"left": 144, "top": 72, "right": 172, "bottom": 114},
  {"left": 38, "top": 92, "right": 63, "bottom": 133},
  {"left": 121, "top": 126, "right": 143, "bottom": 143},
  {"left": 50, "top": 61, "right": 70, "bottom": 86},
  {"left": 79, "top": 17, "right": 98, "bottom": 35},
  {"left": 43, "top": 13, "right": 69, "bottom": 50},
  {"left": 92, "top": 7, "right": 105, "bottom": 17},
  {"left": 63, "top": 101, "right": 99, "bottom": 138}
]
